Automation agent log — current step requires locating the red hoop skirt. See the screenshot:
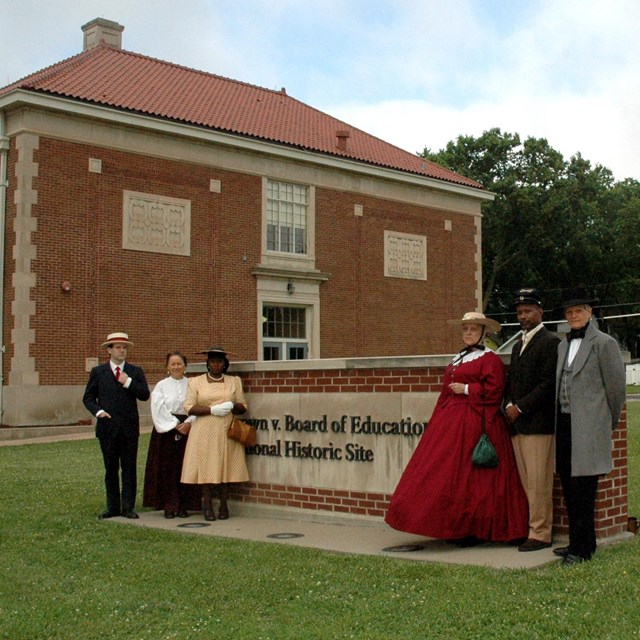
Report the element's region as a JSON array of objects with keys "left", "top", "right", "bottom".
[{"left": 385, "top": 351, "right": 528, "bottom": 542}]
